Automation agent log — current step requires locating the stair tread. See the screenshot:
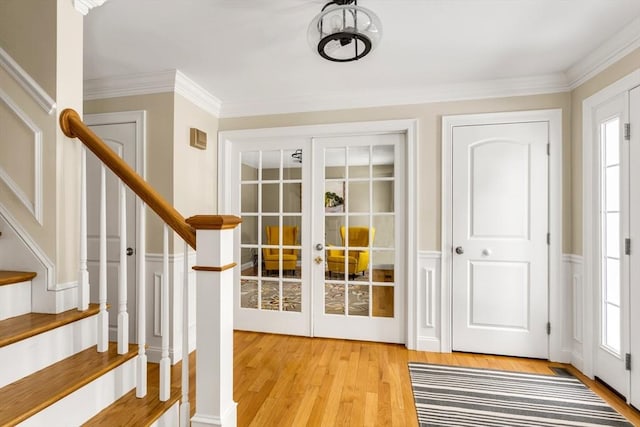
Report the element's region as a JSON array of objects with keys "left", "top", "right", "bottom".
[
  {"left": 83, "top": 385, "right": 181, "bottom": 426},
  {"left": 0, "top": 270, "right": 37, "bottom": 286},
  {"left": 0, "top": 303, "right": 100, "bottom": 348},
  {"left": 0, "top": 342, "right": 138, "bottom": 426}
]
